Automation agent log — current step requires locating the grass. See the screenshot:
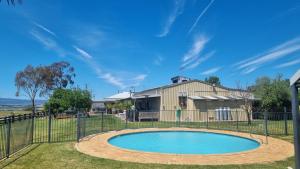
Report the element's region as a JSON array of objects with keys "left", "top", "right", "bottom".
[
  {"left": 0, "top": 136, "right": 295, "bottom": 169},
  {"left": 0, "top": 114, "right": 296, "bottom": 169},
  {"left": 0, "top": 111, "right": 31, "bottom": 118}
]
